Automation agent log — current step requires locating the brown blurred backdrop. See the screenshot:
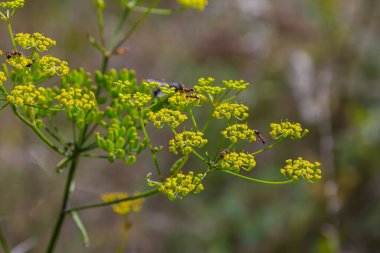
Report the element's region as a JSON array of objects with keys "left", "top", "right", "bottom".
[{"left": 1, "top": 0, "right": 380, "bottom": 252}]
